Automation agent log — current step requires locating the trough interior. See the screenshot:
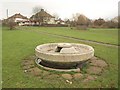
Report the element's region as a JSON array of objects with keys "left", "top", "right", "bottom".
[{"left": 38, "top": 59, "right": 88, "bottom": 69}]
